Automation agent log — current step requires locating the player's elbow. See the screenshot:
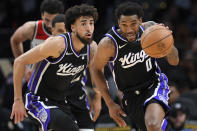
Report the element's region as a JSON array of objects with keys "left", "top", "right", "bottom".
[
  {"left": 168, "top": 57, "right": 179, "bottom": 66},
  {"left": 14, "top": 57, "right": 22, "bottom": 65},
  {"left": 14, "top": 57, "right": 25, "bottom": 67},
  {"left": 167, "top": 47, "right": 179, "bottom": 66},
  {"left": 173, "top": 58, "right": 179, "bottom": 66}
]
